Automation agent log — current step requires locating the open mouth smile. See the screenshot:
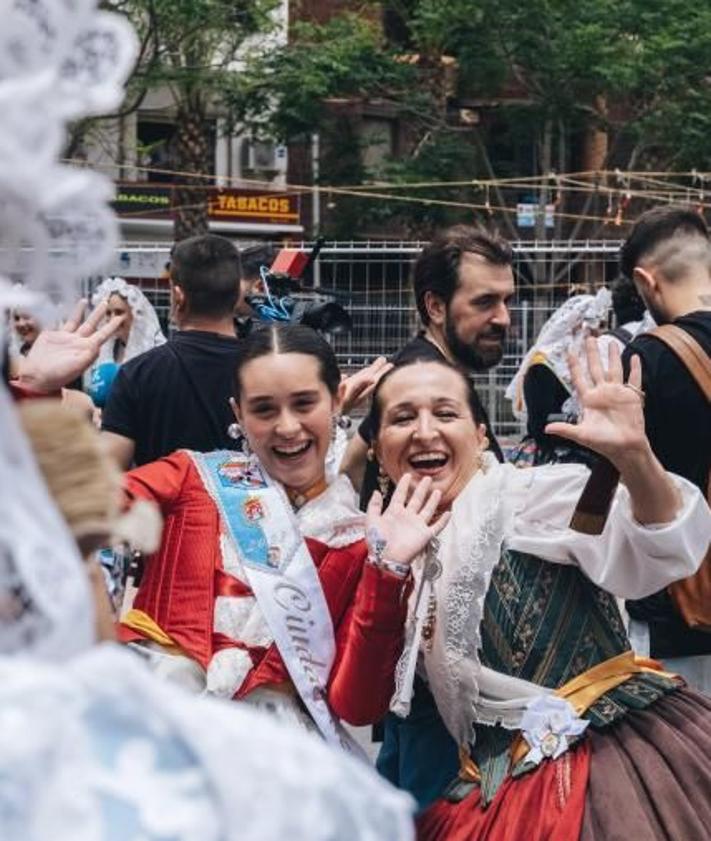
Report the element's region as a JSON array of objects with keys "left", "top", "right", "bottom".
[
  {"left": 408, "top": 451, "right": 450, "bottom": 475},
  {"left": 272, "top": 440, "right": 313, "bottom": 460}
]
